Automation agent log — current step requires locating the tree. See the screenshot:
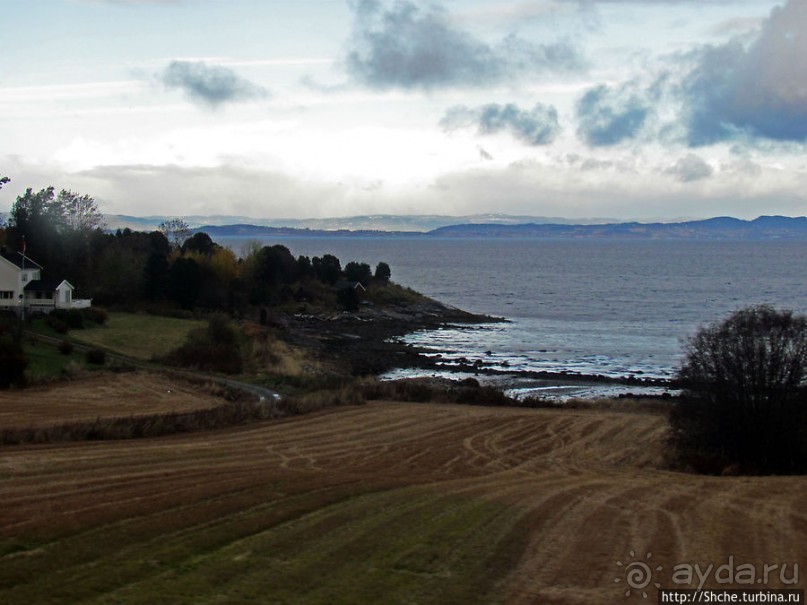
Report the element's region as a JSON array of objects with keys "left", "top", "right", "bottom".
[
  {"left": 670, "top": 305, "right": 807, "bottom": 474},
  {"left": 0, "top": 321, "right": 27, "bottom": 389},
  {"left": 0, "top": 178, "right": 7, "bottom": 241},
  {"left": 6, "top": 187, "right": 67, "bottom": 273},
  {"left": 57, "top": 189, "right": 105, "bottom": 232},
  {"left": 312, "top": 254, "right": 341, "bottom": 285},
  {"left": 159, "top": 218, "right": 191, "bottom": 249},
  {"left": 7, "top": 186, "right": 60, "bottom": 246},
  {"left": 345, "top": 261, "right": 372, "bottom": 286},
  {"left": 246, "top": 245, "right": 298, "bottom": 304},
  {"left": 144, "top": 252, "right": 170, "bottom": 300},
  {"left": 168, "top": 257, "right": 202, "bottom": 309},
  {"left": 182, "top": 231, "right": 216, "bottom": 255},
  {"left": 374, "top": 261, "right": 391, "bottom": 282}
]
